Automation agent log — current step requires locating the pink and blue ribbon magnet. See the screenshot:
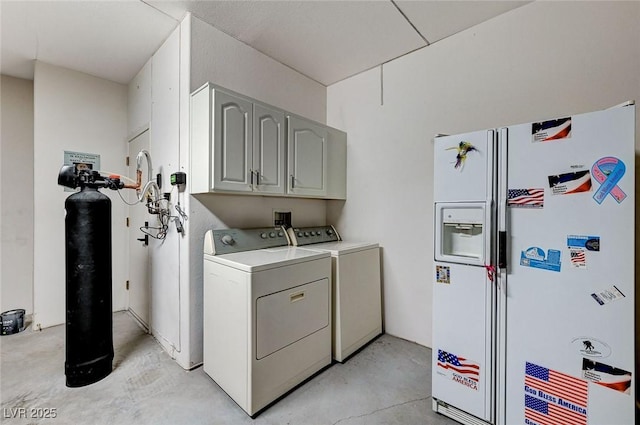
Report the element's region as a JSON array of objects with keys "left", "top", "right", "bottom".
[{"left": 591, "top": 156, "right": 626, "bottom": 204}]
